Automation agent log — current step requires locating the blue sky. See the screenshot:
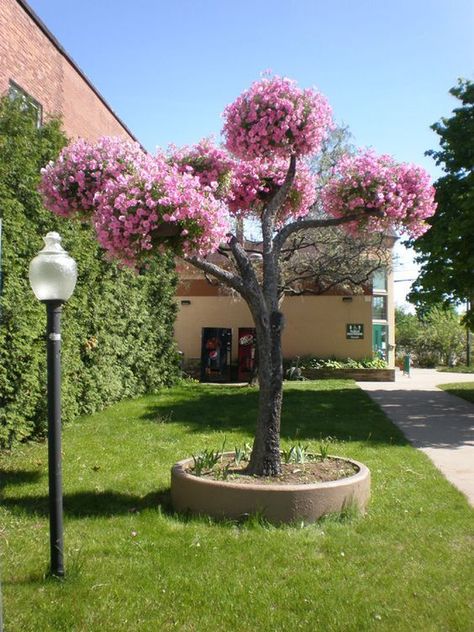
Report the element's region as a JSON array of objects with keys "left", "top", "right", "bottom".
[{"left": 28, "top": 0, "right": 474, "bottom": 303}]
